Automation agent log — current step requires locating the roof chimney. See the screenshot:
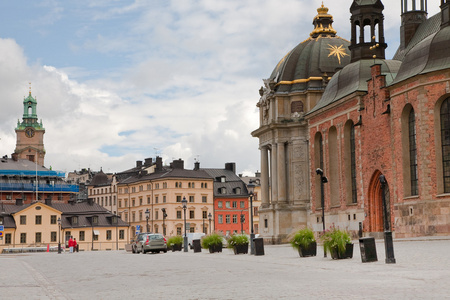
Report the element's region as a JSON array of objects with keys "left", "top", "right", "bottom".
[
  {"left": 144, "top": 158, "right": 153, "bottom": 166},
  {"left": 225, "top": 162, "right": 236, "bottom": 174},
  {"left": 194, "top": 161, "right": 200, "bottom": 170},
  {"left": 16, "top": 198, "right": 23, "bottom": 206},
  {"left": 45, "top": 196, "right": 52, "bottom": 206},
  {"left": 136, "top": 160, "right": 143, "bottom": 168},
  {"left": 87, "top": 198, "right": 95, "bottom": 206},
  {"left": 172, "top": 159, "right": 184, "bottom": 169},
  {"left": 156, "top": 156, "right": 163, "bottom": 171}
]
